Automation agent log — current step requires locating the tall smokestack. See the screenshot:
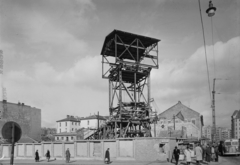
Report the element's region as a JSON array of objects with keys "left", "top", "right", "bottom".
[{"left": 0, "top": 50, "right": 3, "bottom": 101}]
